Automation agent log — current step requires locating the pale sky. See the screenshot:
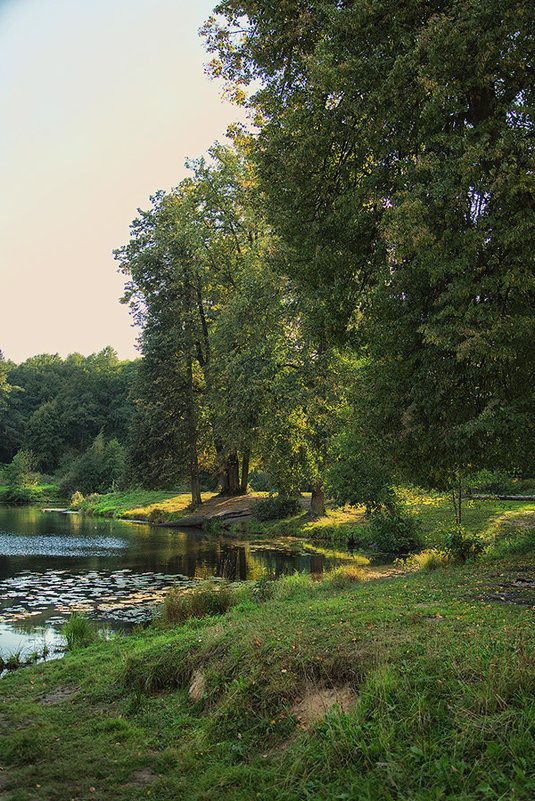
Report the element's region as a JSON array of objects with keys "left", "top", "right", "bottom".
[{"left": 0, "top": 0, "right": 244, "bottom": 364}]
